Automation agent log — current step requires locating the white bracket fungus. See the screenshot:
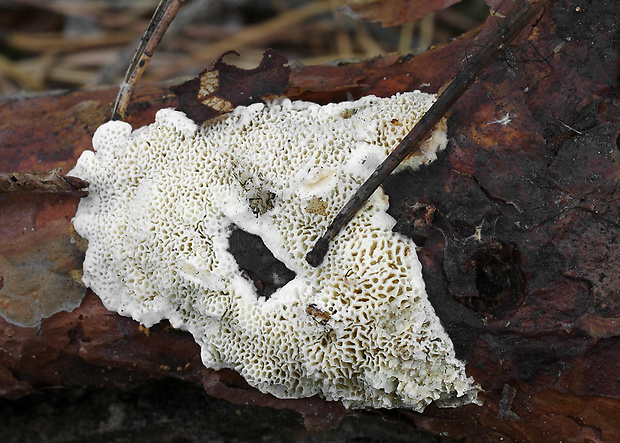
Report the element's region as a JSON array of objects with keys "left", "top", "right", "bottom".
[{"left": 71, "top": 92, "right": 480, "bottom": 410}]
